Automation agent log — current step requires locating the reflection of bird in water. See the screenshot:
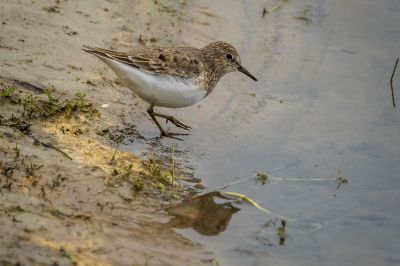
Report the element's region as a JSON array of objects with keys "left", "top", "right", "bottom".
[{"left": 164, "top": 192, "right": 240, "bottom": 236}]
